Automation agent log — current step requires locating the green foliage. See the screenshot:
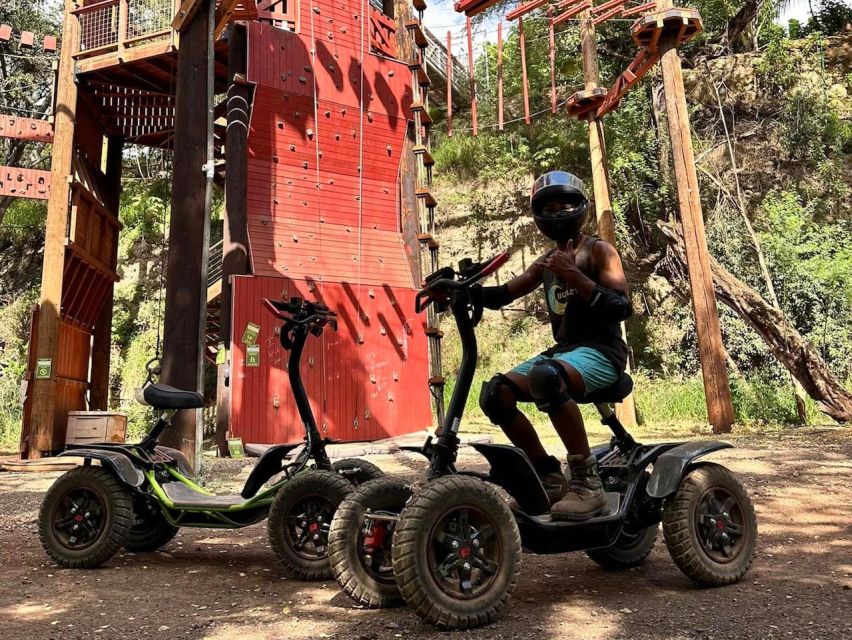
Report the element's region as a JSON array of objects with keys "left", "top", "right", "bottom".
[
  {"left": 779, "top": 88, "right": 845, "bottom": 164},
  {"left": 803, "top": 0, "right": 852, "bottom": 37},
  {"left": 0, "top": 291, "right": 35, "bottom": 451}
]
